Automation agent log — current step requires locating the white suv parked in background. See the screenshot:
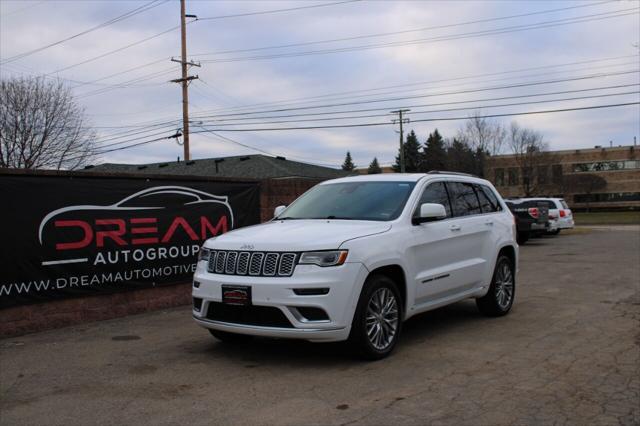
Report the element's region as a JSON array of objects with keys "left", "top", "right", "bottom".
[{"left": 193, "top": 172, "right": 518, "bottom": 359}]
